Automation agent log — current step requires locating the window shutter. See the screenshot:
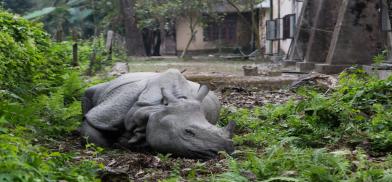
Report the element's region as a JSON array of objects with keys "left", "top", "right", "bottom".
[
  {"left": 266, "top": 20, "right": 276, "bottom": 40},
  {"left": 290, "top": 15, "right": 296, "bottom": 38},
  {"left": 283, "top": 14, "right": 296, "bottom": 39}
]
